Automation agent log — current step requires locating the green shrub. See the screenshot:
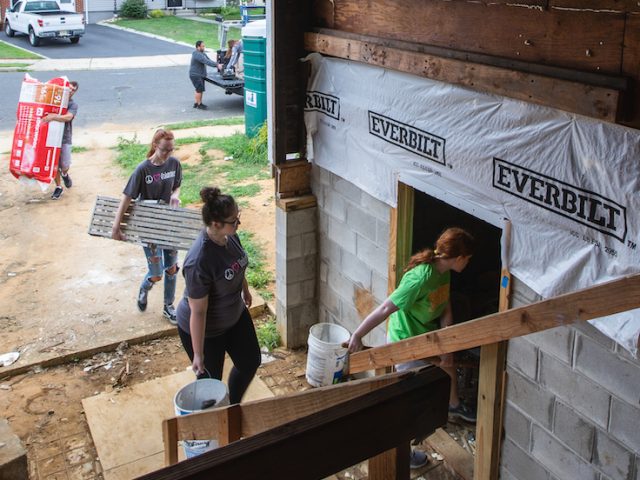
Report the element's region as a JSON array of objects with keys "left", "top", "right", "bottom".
[
  {"left": 149, "top": 9, "right": 164, "bottom": 18},
  {"left": 119, "top": 0, "right": 147, "bottom": 19},
  {"left": 256, "top": 317, "right": 280, "bottom": 351},
  {"left": 221, "top": 5, "right": 240, "bottom": 17}
]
